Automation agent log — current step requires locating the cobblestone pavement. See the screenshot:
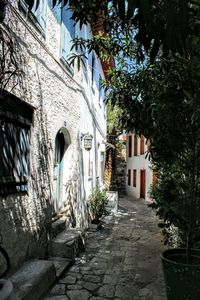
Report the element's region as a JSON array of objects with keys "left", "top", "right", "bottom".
[{"left": 44, "top": 196, "right": 167, "bottom": 300}]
